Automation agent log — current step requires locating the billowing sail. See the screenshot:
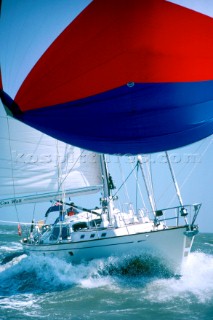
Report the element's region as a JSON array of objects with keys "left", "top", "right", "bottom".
[
  {"left": 0, "top": 114, "right": 102, "bottom": 208},
  {"left": 1, "top": 0, "right": 213, "bottom": 155}
]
